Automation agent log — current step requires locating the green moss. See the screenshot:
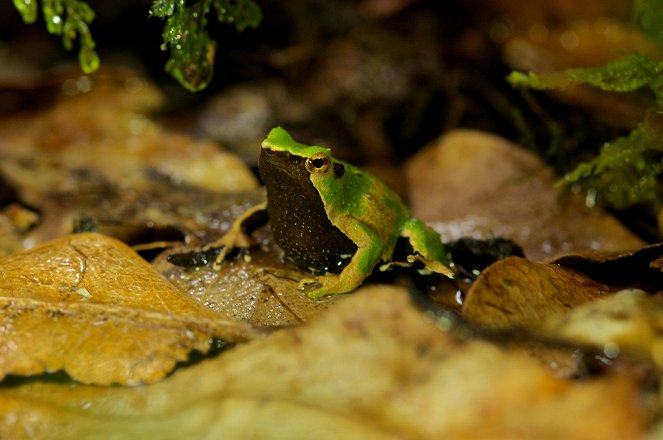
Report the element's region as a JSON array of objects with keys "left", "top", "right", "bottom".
[
  {"left": 13, "top": 0, "right": 99, "bottom": 73},
  {"left": 556, "top": 121, "right": 663, "bottom": 208},
  {"left": 507, "top": 1, "right": 663, "bottom": 210}
]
